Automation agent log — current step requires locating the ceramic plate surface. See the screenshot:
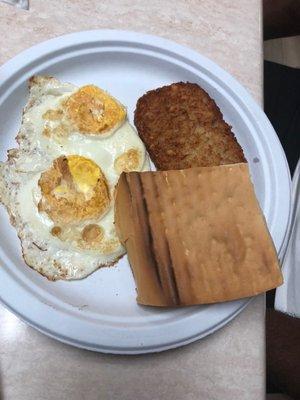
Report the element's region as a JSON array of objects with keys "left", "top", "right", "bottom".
[{"left": 0, "top": 30, "right": 291, "bottom": 354}]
